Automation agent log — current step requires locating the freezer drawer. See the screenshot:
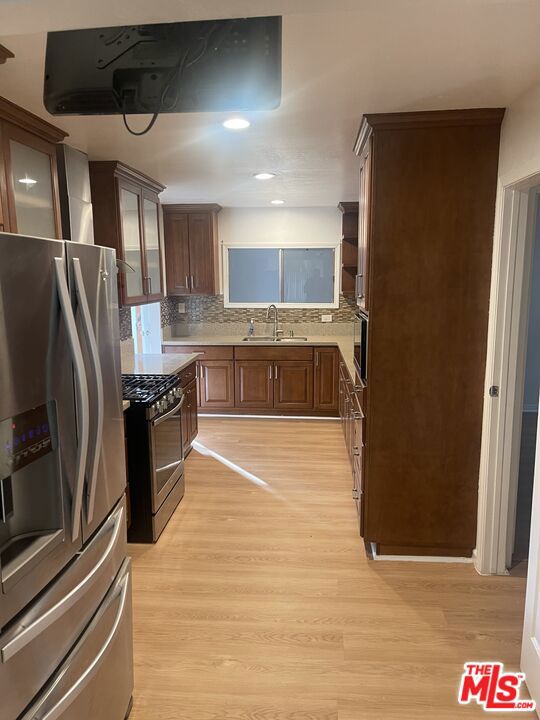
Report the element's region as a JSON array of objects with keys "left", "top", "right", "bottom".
[
  {"left": 0, "top": 496, "right": 127, "bottom": 720},
  {"left": 21, "top": 558, "right": 133, "bottom": 720}
]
